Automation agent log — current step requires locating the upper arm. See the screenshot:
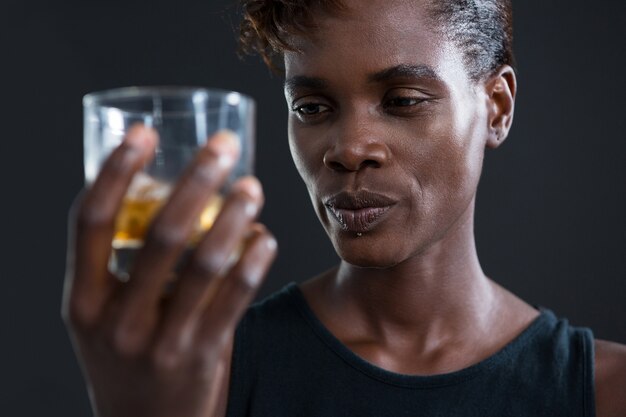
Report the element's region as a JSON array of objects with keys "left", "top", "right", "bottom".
[{"left": 594, "top": 339, "right": 626, "bottom": 417}]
